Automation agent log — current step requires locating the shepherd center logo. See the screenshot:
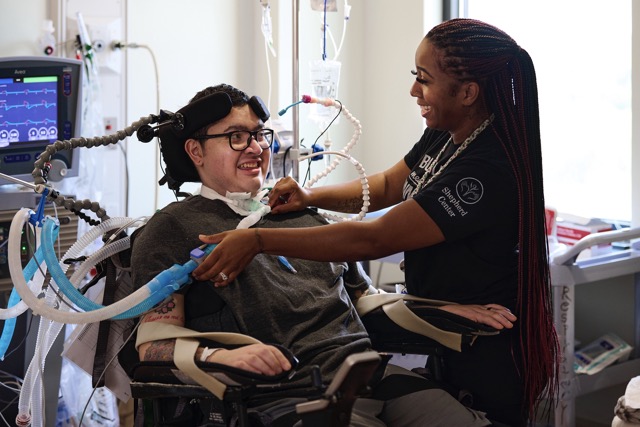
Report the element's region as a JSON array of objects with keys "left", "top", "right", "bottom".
[{"left": 456, "top": 177, "right": 483, "bottom": 204}]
